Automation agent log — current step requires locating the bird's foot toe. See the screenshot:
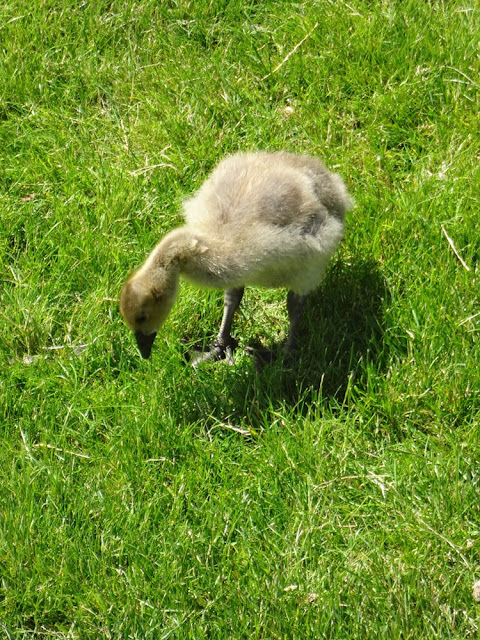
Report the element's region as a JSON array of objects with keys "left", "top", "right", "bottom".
[
  {"left": 189, "top": 339, "right": 238, "bottom": 367},
  {"left": 245, "top": 346, "right": 278, "bottom": 370},
  {"left": 245, "top": 345, "right": 297, "bottom": 370}
]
